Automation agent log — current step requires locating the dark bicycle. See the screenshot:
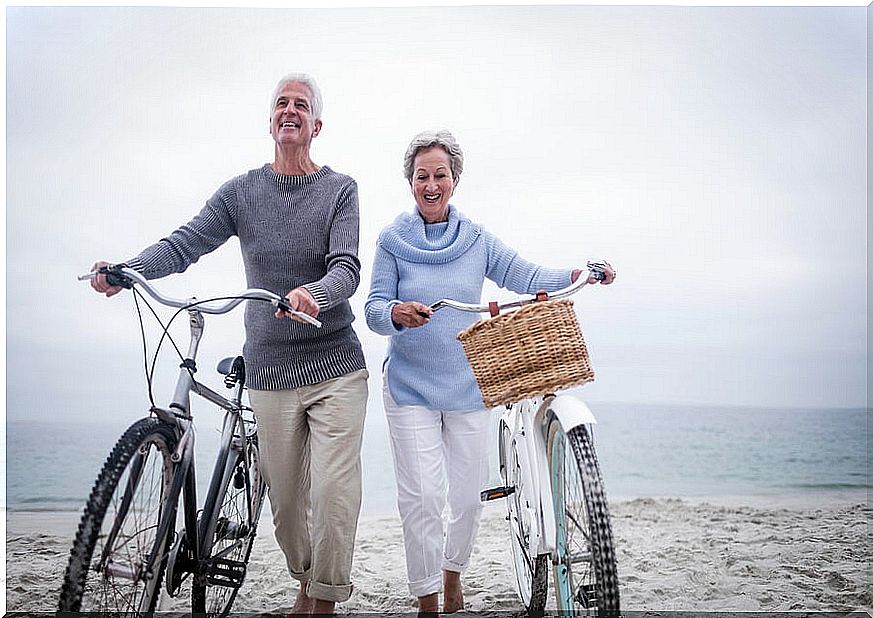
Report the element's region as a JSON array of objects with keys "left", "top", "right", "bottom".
[{"left": 58, "top": 265, "right": 320, "bottom": 616}]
